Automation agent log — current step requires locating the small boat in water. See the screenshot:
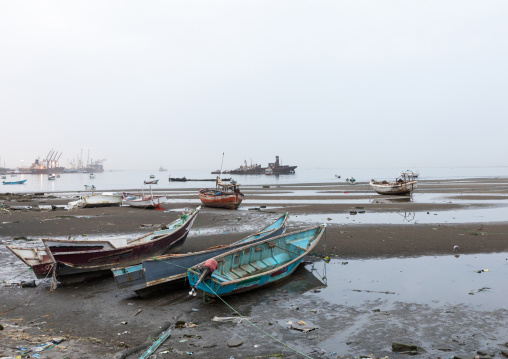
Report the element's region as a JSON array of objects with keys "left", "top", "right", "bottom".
[
  {"left": 2, "top": 179, "right": 27, "bottom": 185},
  {"left": 84, "top": 184, "right": 96, "bottom": 190},
  {"left": 198, "top": 177, "right": 244, "bottom": 210},
  {"left": 144, "top": 179, "right": 158, "bottom": 185},
  {"left": 345, "top": 177, "right": 356, "bottom": 184},
  {"left": 188, "top": 225, "right": 325, "bottom": 297},
  {"left": 370, "top": 173, "right": 417, "bottom": 195},
  {"left": 89, "top": 173, "right": 95, "bottom": 179},
  {"left": 113, "top": 213, "right": 289, "bottom": 297},
  {"left": 7, "top": 207, "right": 201, "bottom": 284},
  {"left": 122, "top": 191, "right": 167, "bottom": 209},
  {"left": 48, "top": 174, "right": 56, "bottom": 180}
]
